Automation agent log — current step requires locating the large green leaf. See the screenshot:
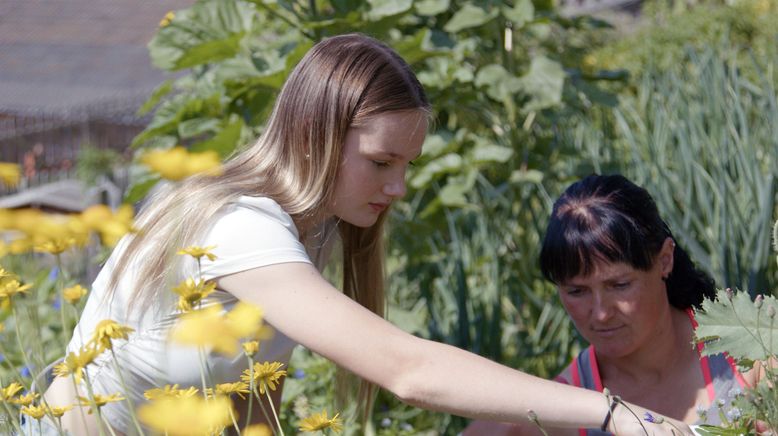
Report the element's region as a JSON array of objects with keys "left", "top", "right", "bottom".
[
  {"left": 415, "top": 0, "right": 450, "bottom": 16},
  {"left": 367, "top": 0, "right": 413, "bottom": 20},
  {"left": 148, "top": 0, "right": 256, "bottom": 71},
  {"left": 502, "top": 0, "right": 534, "bottom": 27},
  {"left": 191, "top": 116, "right": 246, "bottom": 158},
  {"left": 444, "top": 4, "right": 498, "bottom": 33},
  {"left": 695, "top": 289, "right": 778, "bottom": 361},
  {"left": 475, "top": 64, "right": 522, "bottom": 101},
  {"left": 409, "top": 153, "right": 463, "bottom": 189},
  {"left": 518, "top": 56, "right": 566, "bottom": 111}
]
